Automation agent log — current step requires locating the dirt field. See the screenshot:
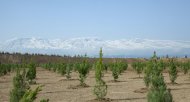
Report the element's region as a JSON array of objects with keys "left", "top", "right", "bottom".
[{"left": 1, "top": 67, "right": 190, "bottom": 102}]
